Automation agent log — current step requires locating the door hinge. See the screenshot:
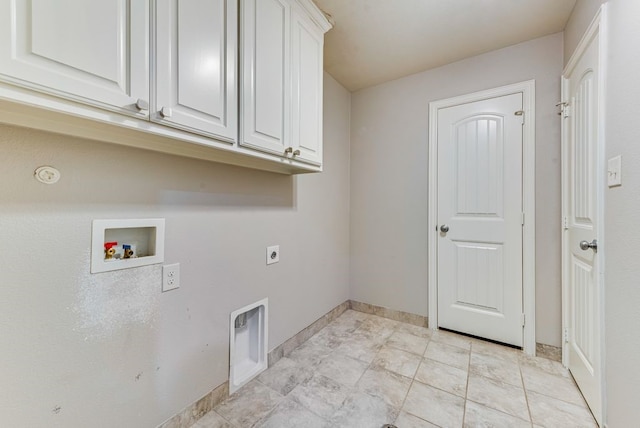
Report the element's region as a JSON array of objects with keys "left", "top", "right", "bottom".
[
  {"left": 556, "top": 101, "right": 571, "bottom": 118},
  {"left": 564, "top": 328, "right": 569, "bottom": 343},
  {"left": 521, "top": 313, "right": 526, "bottom": 327}
]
